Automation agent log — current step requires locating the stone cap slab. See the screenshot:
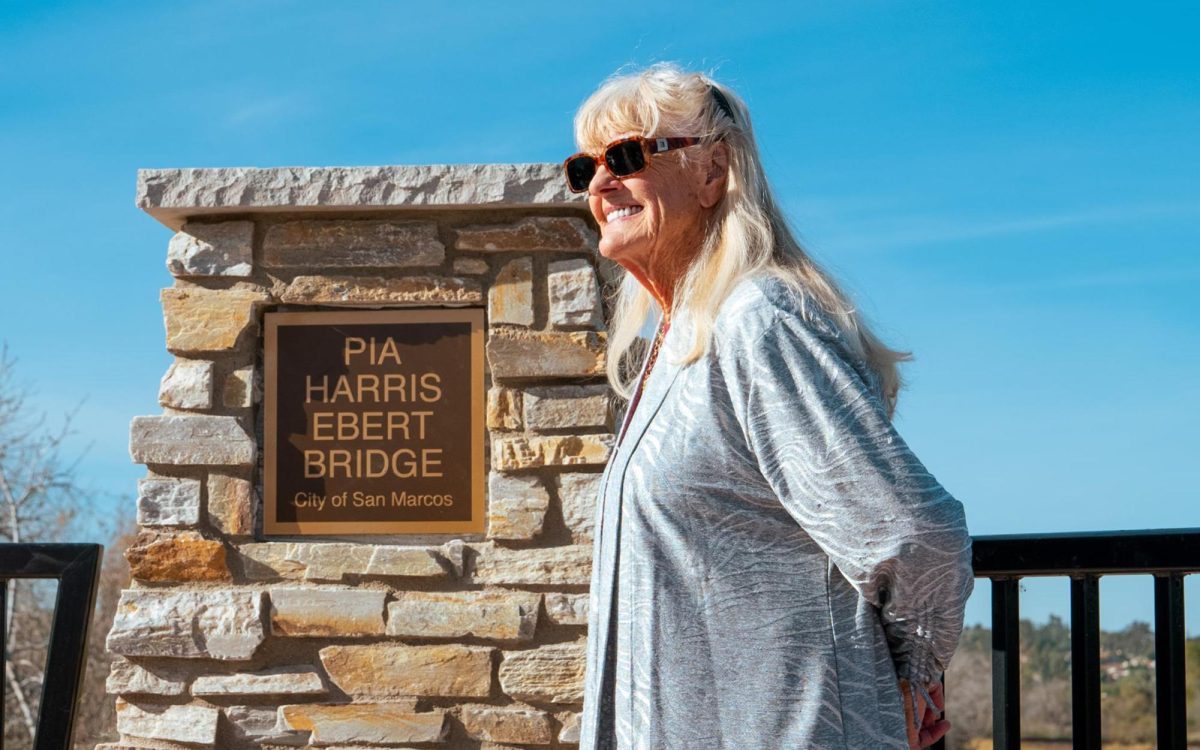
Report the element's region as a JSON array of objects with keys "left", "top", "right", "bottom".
[{"left": 137, "top": 163, "right": 586, "bottom": 230}]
